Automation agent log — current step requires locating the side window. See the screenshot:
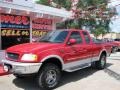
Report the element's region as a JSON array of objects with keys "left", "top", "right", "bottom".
[
  {"left": 82, "top": 32, "right": 90, "bottom": 44},
  {"left": 69, "top": 31, "right": 82, "bottom": 44}
]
